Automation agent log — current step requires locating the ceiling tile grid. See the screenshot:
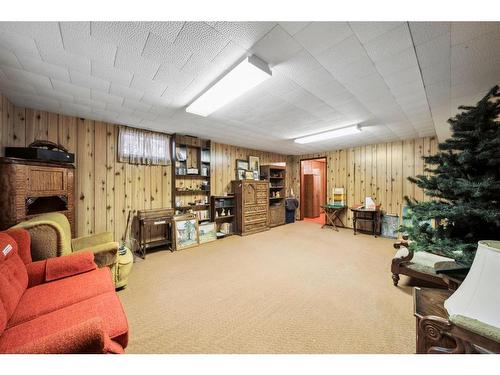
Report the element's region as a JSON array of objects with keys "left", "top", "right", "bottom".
[{"left": 0, "top": 21, "right": 499, "bottom": 154}]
